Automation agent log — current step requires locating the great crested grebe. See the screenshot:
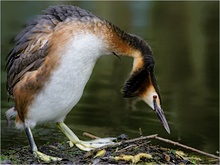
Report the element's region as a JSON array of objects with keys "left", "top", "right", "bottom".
[{"left": 6, "top": 5, "right": 170, "bottom": 162}]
